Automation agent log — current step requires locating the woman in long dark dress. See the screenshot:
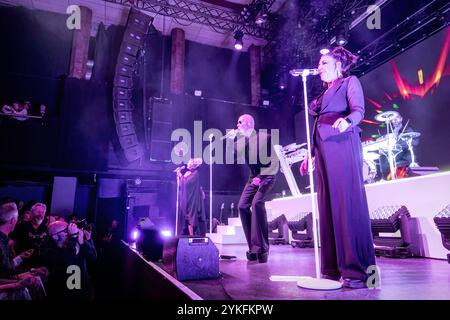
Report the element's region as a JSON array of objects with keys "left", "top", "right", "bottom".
[
  {"left": 178, "top": 158, "right": 206, "bottom": 236},
  {"left": 300, "top": 46, "right": 376, "bottom": 289}
]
